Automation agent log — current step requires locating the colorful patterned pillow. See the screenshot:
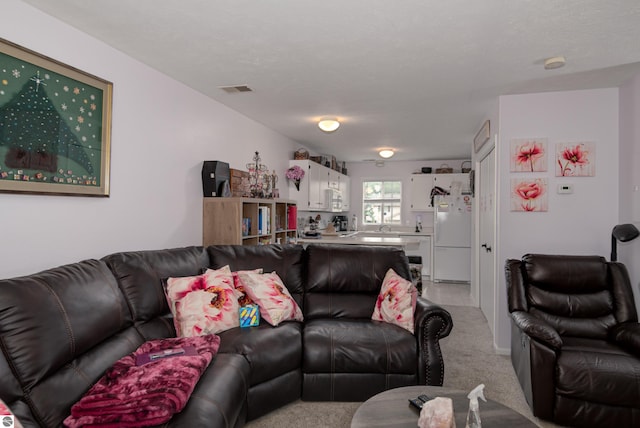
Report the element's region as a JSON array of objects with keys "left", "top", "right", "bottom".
[
  {"left": 372, "top": 268, "right": 417, "bottom": 333},
  {"left": 165, "top": 265, "right": 240, "bottom": 337},
  {"left": 230, "top": 268, "right": 263, "bottom": 307},
  {"left": 237, "top": 271, "right": 303, "bottom": 326}
]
